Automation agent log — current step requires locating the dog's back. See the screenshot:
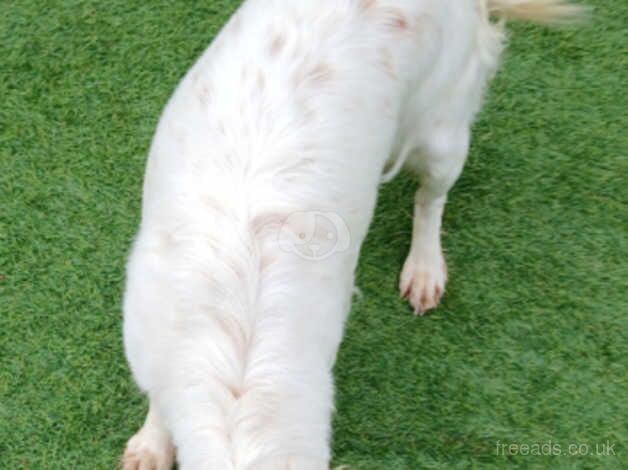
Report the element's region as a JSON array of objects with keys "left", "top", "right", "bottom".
[{"left": 122, "top": 1, "right": 584, "bottom": 469}]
